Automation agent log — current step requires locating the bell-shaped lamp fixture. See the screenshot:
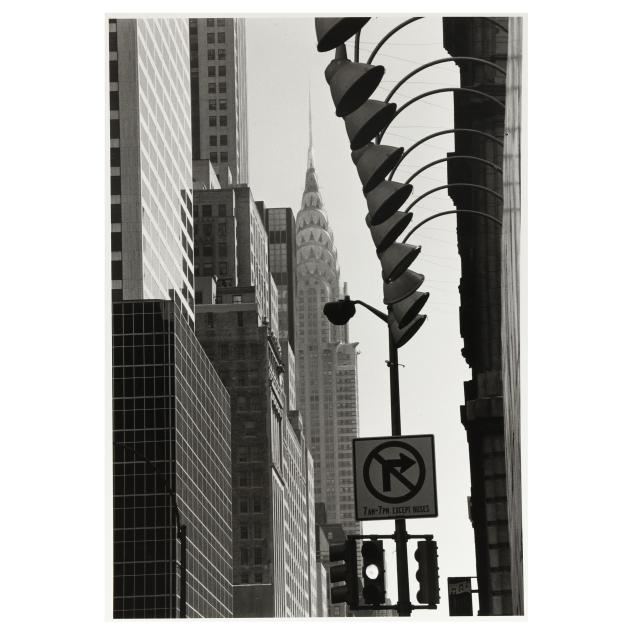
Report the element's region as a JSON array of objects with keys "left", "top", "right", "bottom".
[
  {"left": 380, "top": 243, "right": 421, "bottom": 282},
  {"left": 389, "top": 313, "right": 427, "bottom": 348},
  {"left": 366, "top": 180, "right": 413, "bottom": 226},
  {"left": 315, "top": 17, "right": 371, "bottom": 52},
  {"left": 366, "top": 211, "right": 412, "bottom": 253},
  {"left": 323, "top": 299, "right": 356, "bottom": 325},
  {"left": 383, "top": 269, "right": 425, "bottom": 305},
  {"left": 344, "top": 100, "right": 397, "bottom": 150},
  {"left": 391, "top": 291, "right": 430, "bottom": 328},
  {"left": 352, "top": 144, "right": 404, "bottom": 193},
  {"left": 325, "top": 55, "right": 385, "bottom": 118}
]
